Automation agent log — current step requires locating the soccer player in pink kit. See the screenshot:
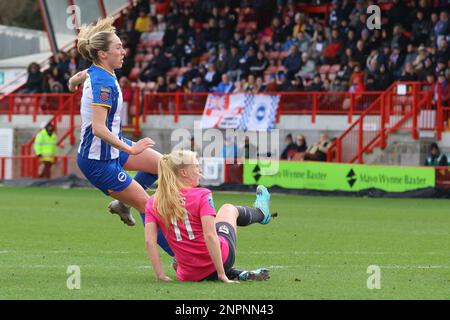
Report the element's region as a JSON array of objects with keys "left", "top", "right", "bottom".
[{"left": 144, "top": 150, "right": 272, "bottom": 282}]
